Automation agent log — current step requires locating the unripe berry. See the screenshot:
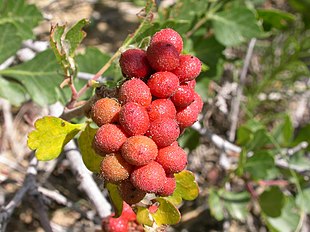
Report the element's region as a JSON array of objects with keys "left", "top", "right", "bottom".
[
  {"left": 119, "top": 49, "right": 152, "bottom": 79},
  {"left": 156, "top": 175, "right": 176, "bottom": 197},
  {"left": 119, "top": 79, "right": 152, "bottom": 106},
  {"left": 118, "top": 180, "right": 146, "bottom": 205},
  {"left": 147, "top": 71, "right": 179, "bottom": 98},
  {"left": 100, "top": 153, "right": 133, "bottom": 183},
  {"left": 156, "top": 145, "right": 187, "bottom": 174},
  {"left": 176, "top": 92, "right": 203, "bottom": 128},
  {"left": 121, "top": 135, "right": 158, "bottom": 166},
  {"left": 151, "top": 28, "right": 183, "bottom": 54},
  {"left": 119, "top": 102, "right": 150, "bottom": 136},
  {"left": 91, "top": 98, "right": 121, "bottom": 126},
  {"left": 145, "top": 118, "right": 180, "bottom": 148},
  {"left": 94, "top": 124, "right": 127, "bottom": 154},
  {"left": 172, "top": 54, "right": 202, "bottom": 82},
  {"left": 146, "top": 99, "right": 176, "bottom": 122},
  {"left": 171, "top": 85, "right": 195, "bottom": 108},
  {"left": 146, "top": 41, "right": 179, "bottom": 71},
  {"left": 131, "top": 161, "right": 166, "bottom": 193}
]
